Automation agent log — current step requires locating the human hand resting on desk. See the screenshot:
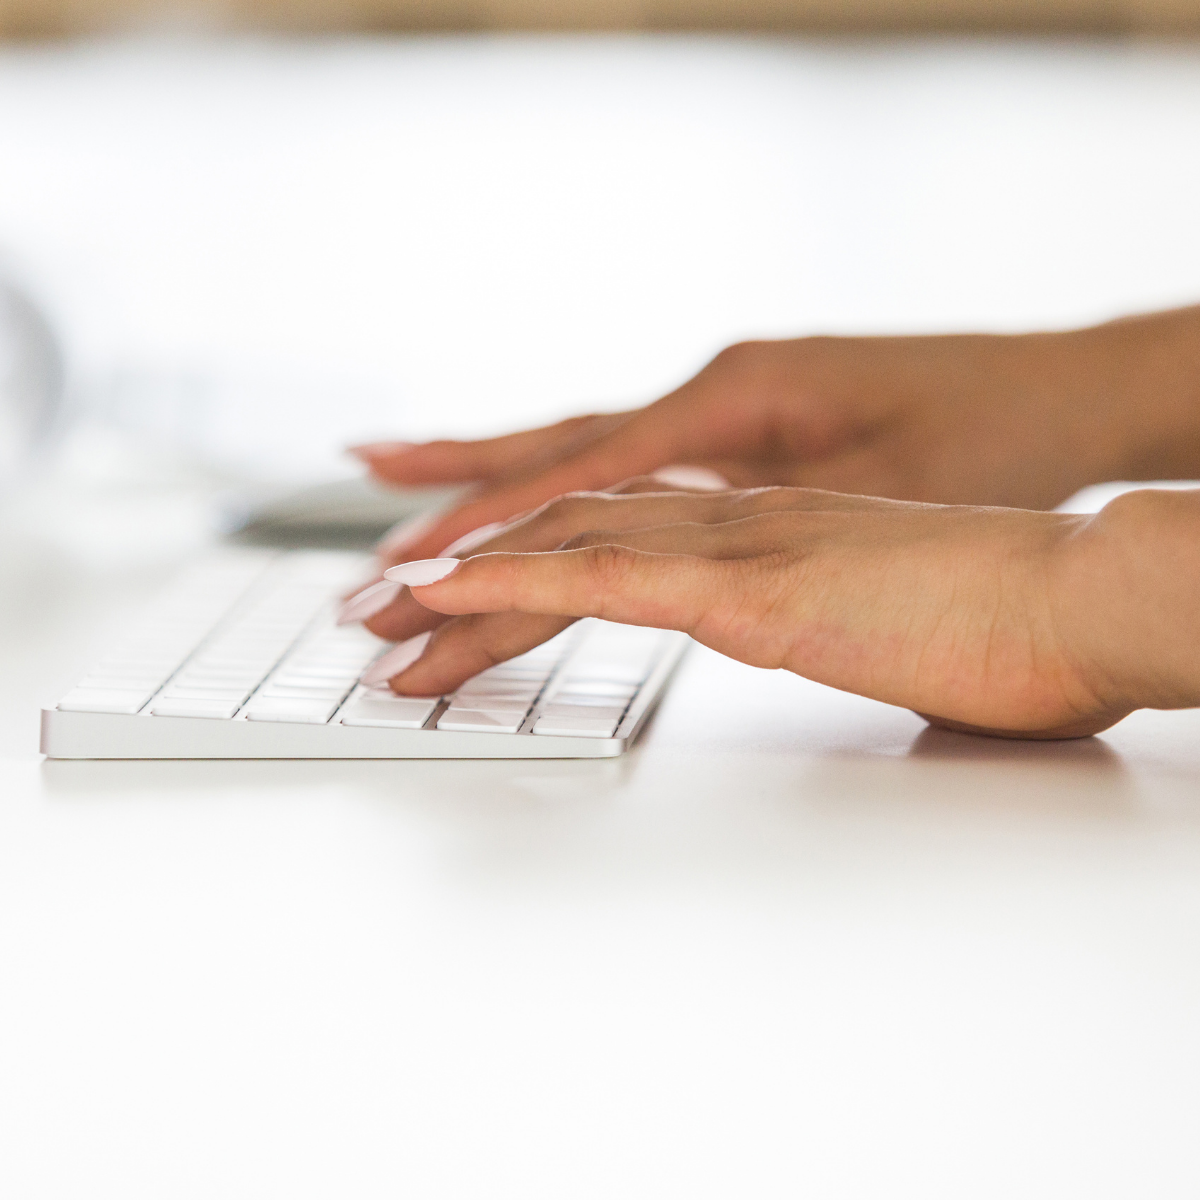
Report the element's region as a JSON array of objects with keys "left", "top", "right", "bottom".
[{"left": 350, "top": 485, "right": 1200, "bottom": 739}]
